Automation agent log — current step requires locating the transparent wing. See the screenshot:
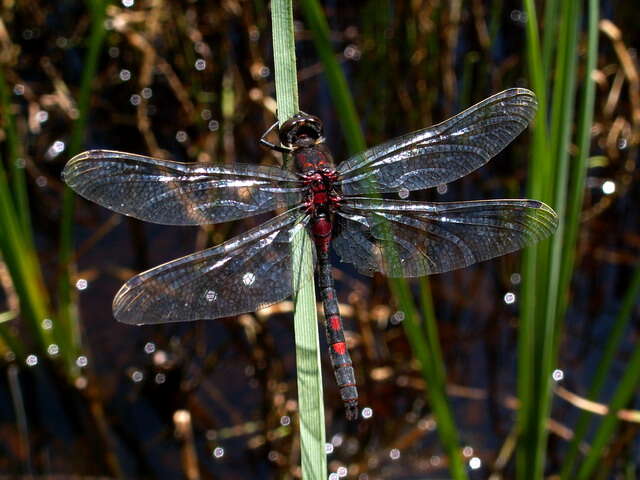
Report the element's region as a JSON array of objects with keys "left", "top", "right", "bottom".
[
  {"left": 333, "top": 198, "right": 557, "bottom": 277},
  {"left": 62, "top": 150, "right": 305, "bottom": 225},
  {"left": 336, "top": 89, "right": 537, "bottom": 195},
  {"left": 113, "top": 209, "right": 314, "bottom": 324}
]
